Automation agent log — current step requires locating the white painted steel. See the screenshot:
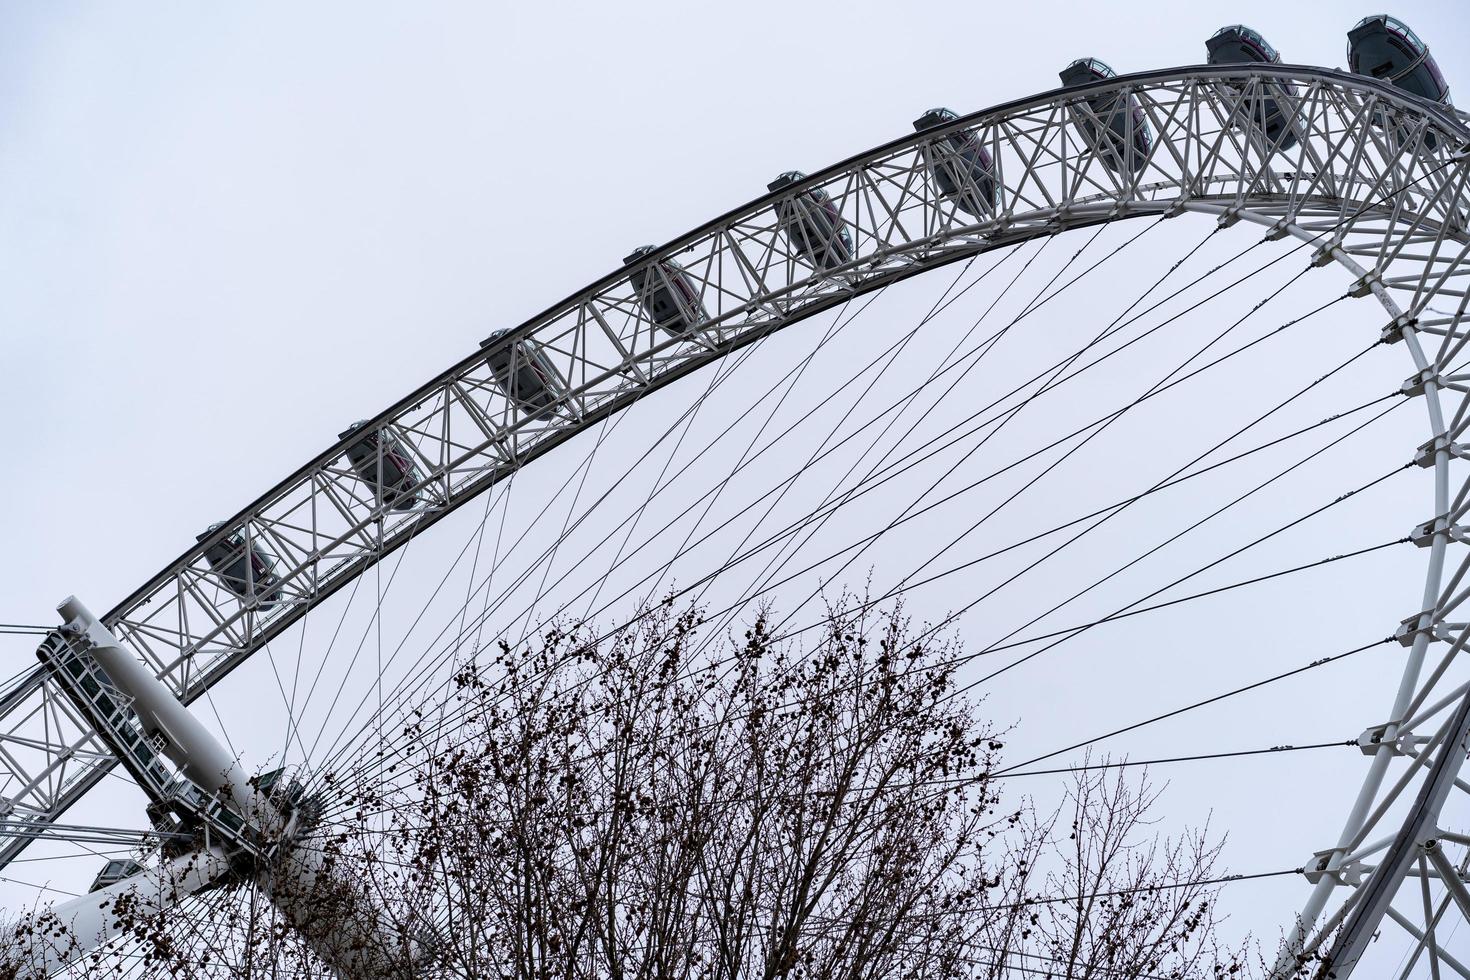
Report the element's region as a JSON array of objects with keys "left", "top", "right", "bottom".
[
  {"left": 1, "top": 63, "right": 1467, "bottom": 976},
  {"left": 2, "top": 846, "right": 231, "bottom": 976},
  {"left": 25, "top": 602, "right": 420, "bottom": 978}
]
